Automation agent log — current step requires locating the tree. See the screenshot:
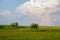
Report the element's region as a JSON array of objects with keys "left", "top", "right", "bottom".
[
  {"left": 31, "top": 23, "right": 39, "bottom": 30},
  {"left": 10, "top": 22, "right": 19, "bottom": 28},
  {"left": 15, "top": 22, "right": 18, "bottom": 27}
]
